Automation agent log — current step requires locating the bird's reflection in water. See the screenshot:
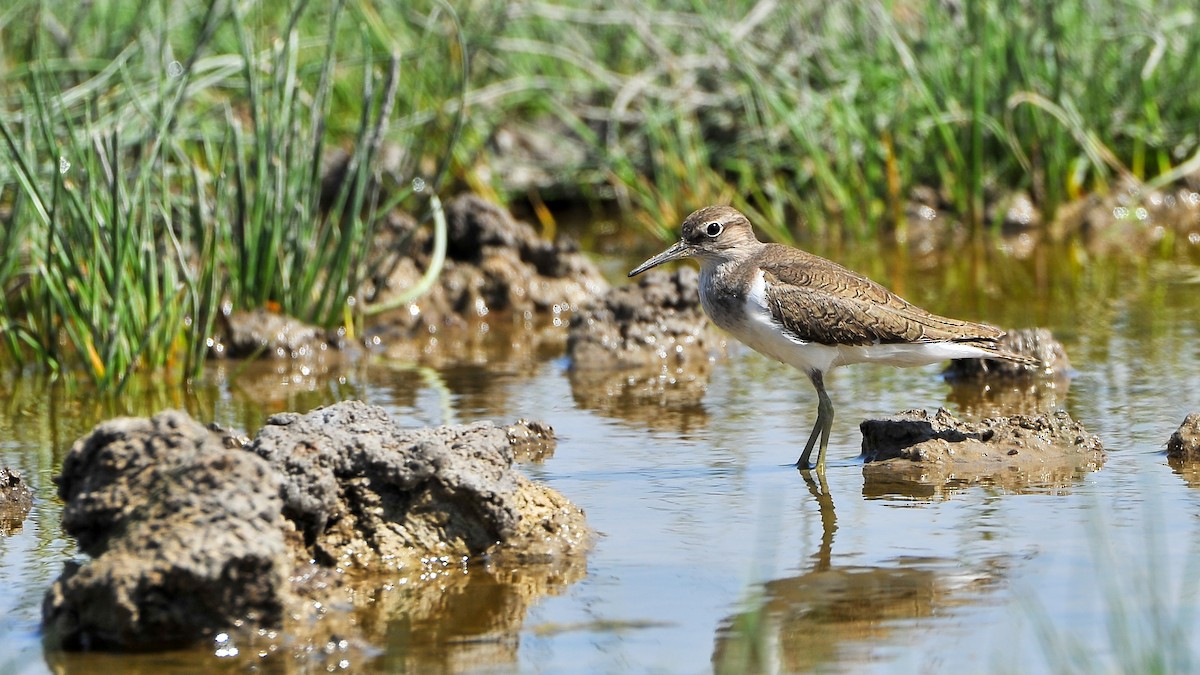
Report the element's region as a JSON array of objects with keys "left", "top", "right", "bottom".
[{"left": 712, "top": 473, "right": 1007, "bottom": 674}]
